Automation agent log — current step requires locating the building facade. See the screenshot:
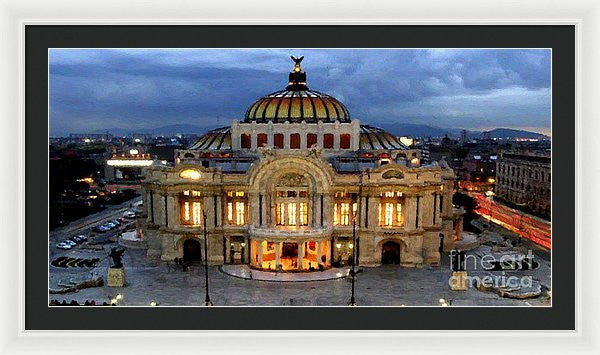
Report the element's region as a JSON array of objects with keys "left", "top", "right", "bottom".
[
  {"left": 495, "top": 150, "right": 551, "bottom": 218},
  {"left": 141, "top": 58, "right": 464, "bottom": 271}
]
